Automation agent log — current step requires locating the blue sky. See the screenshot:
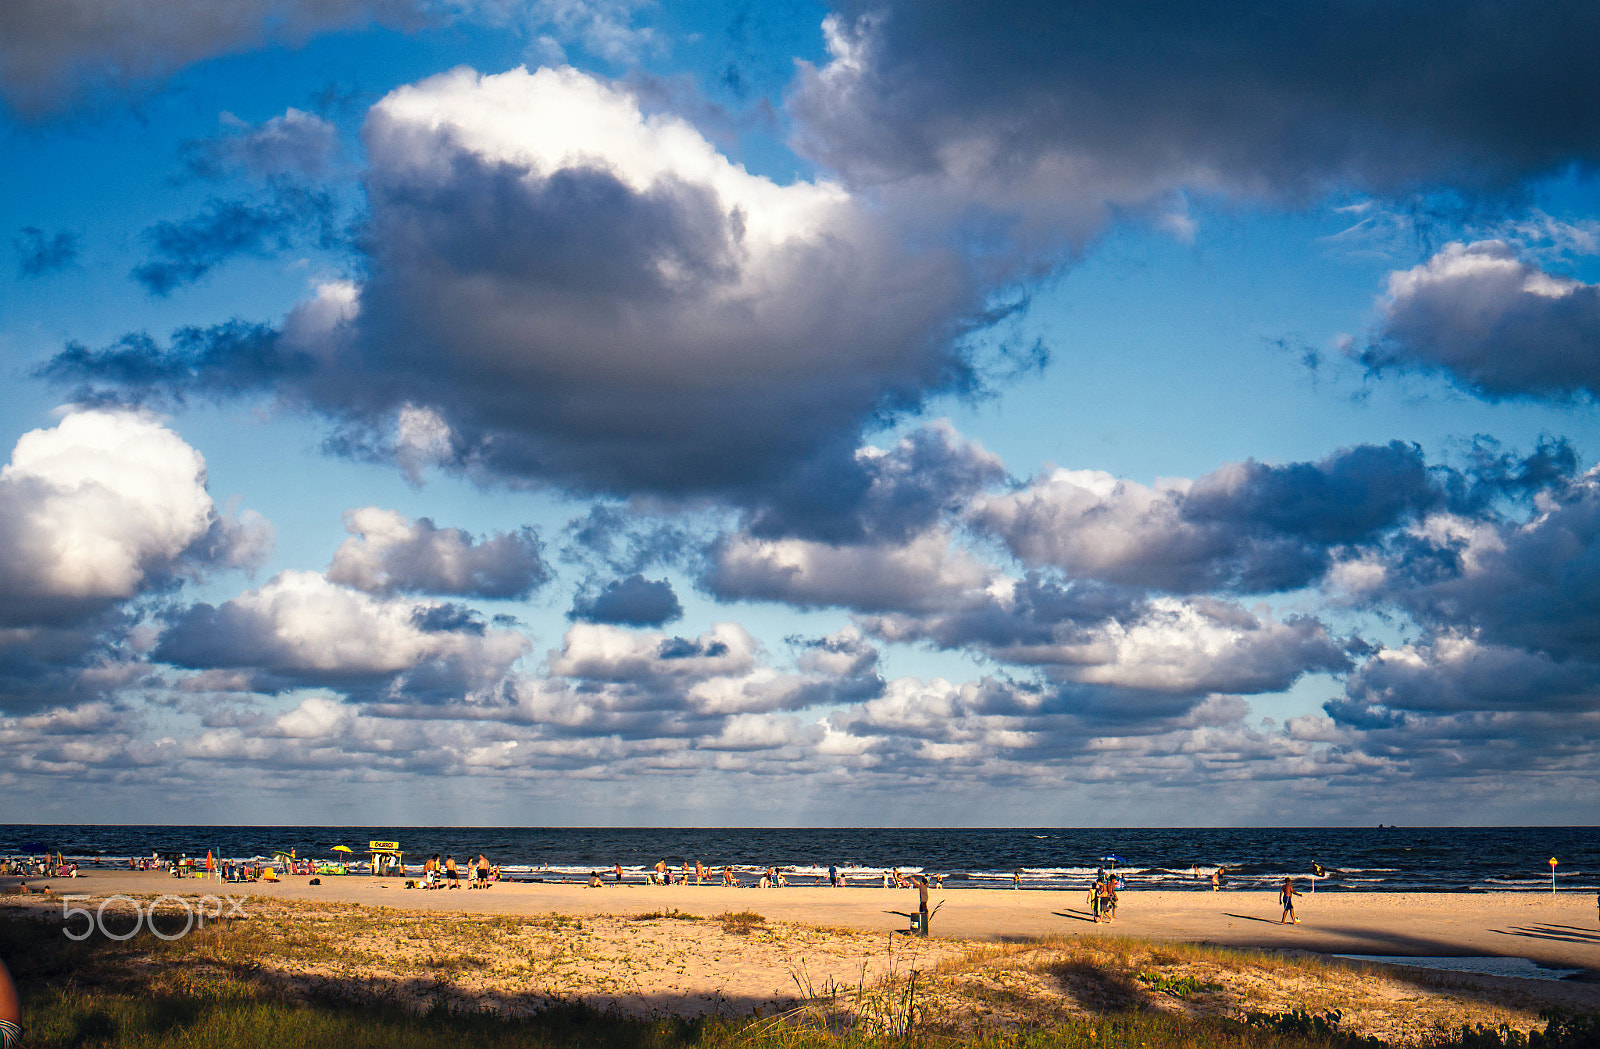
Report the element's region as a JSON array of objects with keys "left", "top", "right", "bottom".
[{"left": 5, "top": 0, "right": 1600, "bottom": 826}]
